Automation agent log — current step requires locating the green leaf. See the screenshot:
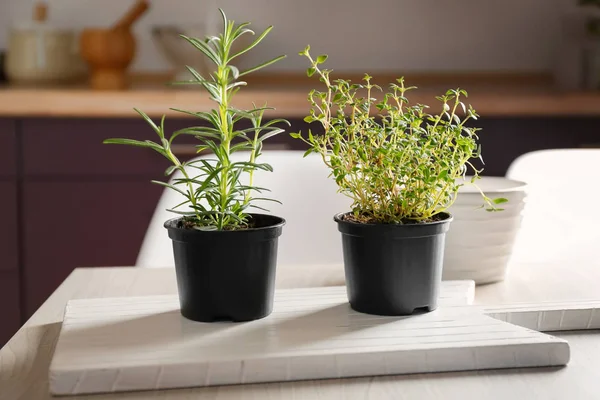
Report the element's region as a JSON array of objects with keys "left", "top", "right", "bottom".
[
  {"left": 290, "top": 132, "right": 302, "bottom": 139},
  {"left": 231, "top": 161, "right": 274, "bottom": 172},
  {"left": 239, "top": 54, "right": 286, "bottom": 77},
  {"left": 236, "top": 185, "right": 271, "bottom": 193},
  {"left": 103, "top": 138, "right": 165, "bottom": 154},
  {"left": 228, "top": 65, "right": 240, "bottom": 80},
  {"left": 170, "top": 108, "right": 221, "bottom": 128},
  {"left": 179, "top": 129, "right": 221, "bottom": 140},
  {"left": 227, "top": 81, "right": 248, "bottom": 91},
  {"left": 166, "top": 209, "right": 197, "bottom": 216},
  {"left": 231, "top": 21, "right": 252, "bottom": 40},
  {"left": 249, "top": 204, "right": 271, "bottom": 212},
  {"left": 165, "top": 165, "right": 178, "bottom": 176},
  {"left": 184, "top": 66, "right": 209, "bottom": 83},
  {"left": 258, "top": 129, "right": 284, "bottom": 142},
  {"left": 179, "top": 35, "right": 220, "bottom": 66},
  {"left": 133, "top": 108, "right": 162, "bottom": 137},
  {"left": 357, "top": 147, "right": 367, "bottom": 162},
  {"left": 151, "top": 180, "right": 188, "bottom": 197},
  {"left": 194, "top": 167, "right": 226, "bottom": 194},
  {"left": 299, "top": 44, "right": 310, "bottom": 56},
  {"left": 170, "top": 198, "right": 192, "bottom": 210},
  {"left": 261, "top": 118, "right": 291, "bottom": 128},
  {"left": 168, "top": 80, "right": 205, "bottom": 86},
  {"left": 230, "top": 105, "right": 274, "bottom": 118},
  {"left": 316, "top": 54, "right": 328, "bottom": 64},
  {"left": 307, "top": 67, "right": 316, "bottom": 77},
  {"left": 333, "top": 140, "right": 340, "bottom": 155},
  {"left": 247, "top": 197, "right": 282, "bottom": 204},
  {"left": 230, "top": 25, "right": 274, "bottom": 61},
  {"left": 230, "top": 142, "right": 254, "bottom": 153},
  {"left": 493, "top": 197, "right": 509, "bottom": 205}
]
